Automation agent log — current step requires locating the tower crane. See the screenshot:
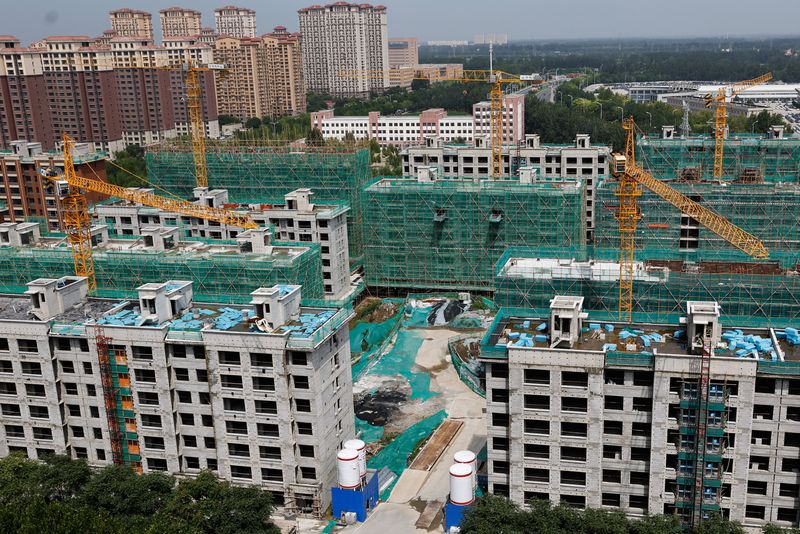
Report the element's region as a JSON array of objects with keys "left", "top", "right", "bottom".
[
  {"left": 703, "top": 72, "right": 772, "bottom": 180},
  {"left": 341, "top": 65, "right": 542, "bottom": 178},
  {"left": 42, "top": 134, "right": 258, "bottom": 291},
  {"left": 612, "top": 117, "right": 768, "bottom": 320}
]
